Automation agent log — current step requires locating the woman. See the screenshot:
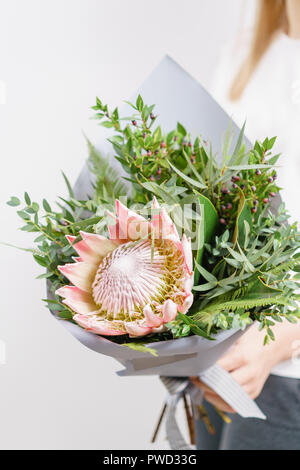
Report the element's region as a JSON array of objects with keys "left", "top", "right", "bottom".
[{"left": 192, "top": 0, "right": 300, "bottom": 450}]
